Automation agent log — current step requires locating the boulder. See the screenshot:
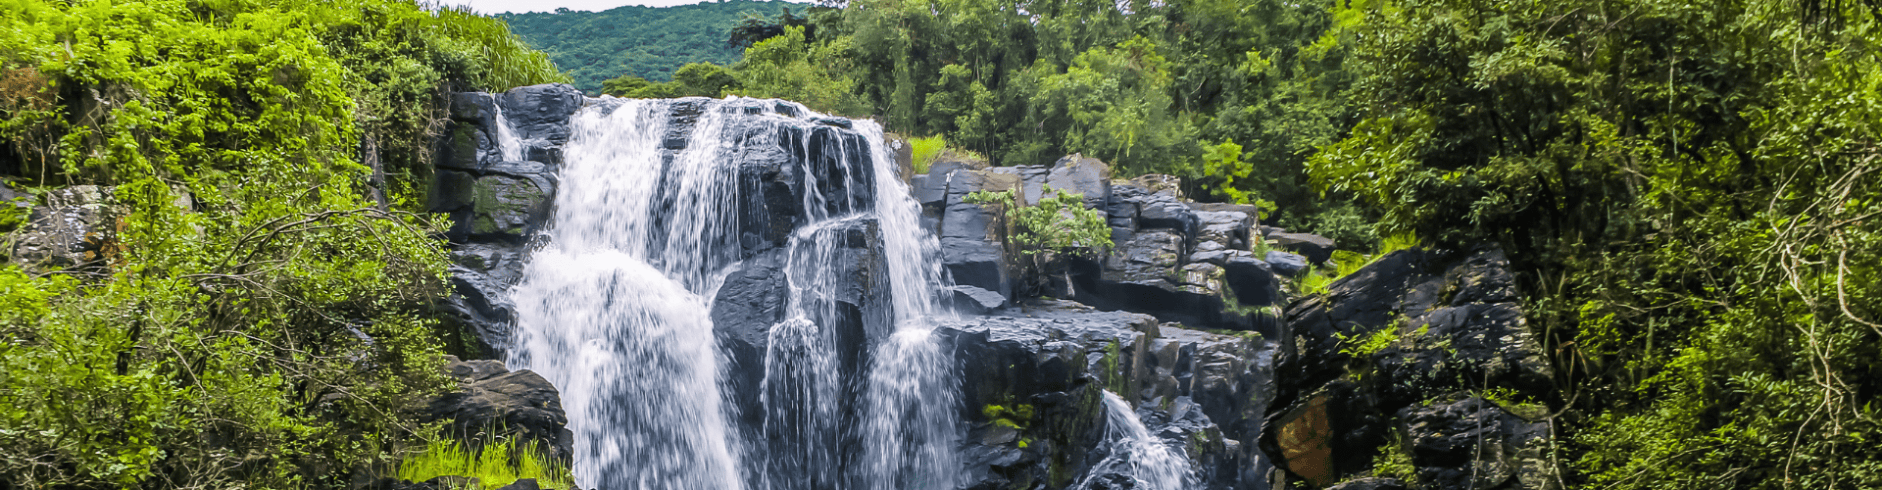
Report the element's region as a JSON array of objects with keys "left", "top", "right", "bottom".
[
  {"left": 948, "top": 285, "right": 1009, "bottom": 315},
  {"left": 1265, "top": 251, "right": 1309, "bottom": 277},
  {"left": 420, "top": 357, "right": 575, "bottom": 466},
  {"left": 1396, "top": 397, "right": 1556, "bottom": 490},
  {"left": 1045, "top": 154, "right": 1112, "bottom": 209},
  {"left": 1191, "top": 205, "right": 1256, "bottom": 253},
  {"left": 494, "top": 479, "right": 541, "bottom": 490},
  {"left": 11, "top": 186, "right": 118, "bottom": 267},
  {"left": 1270, "top": 232, "right": 1335, "bottom": 264}
]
